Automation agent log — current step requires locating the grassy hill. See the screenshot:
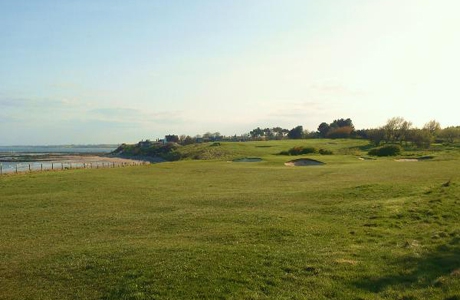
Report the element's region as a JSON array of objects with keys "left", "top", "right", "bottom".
[
  {"left": 1, "top": 140, "right": 459, "bottom": 299},
  {"left": 175, "top": 139, "right": 367, "bottom": 160},
  {"left": 115, "top": 139, "right": 370, "bottom": 161}
]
